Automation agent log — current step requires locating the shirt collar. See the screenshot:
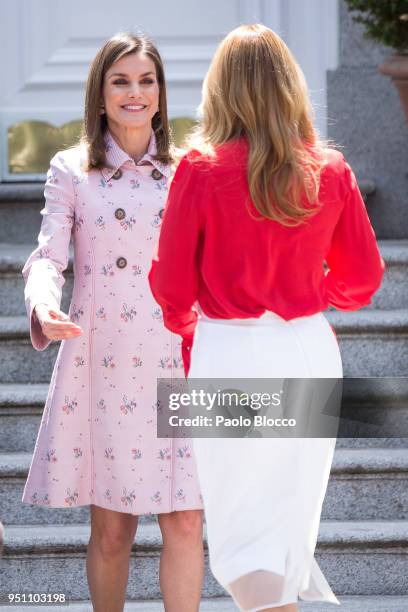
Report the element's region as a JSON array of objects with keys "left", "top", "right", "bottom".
[{"left": 101, "top": 129, "right": 172, "bottom": 181}]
